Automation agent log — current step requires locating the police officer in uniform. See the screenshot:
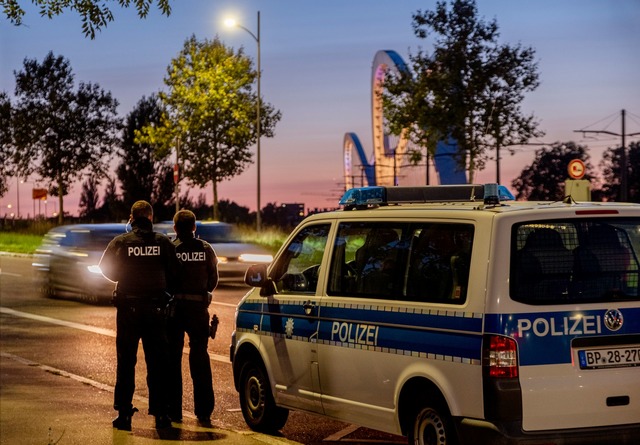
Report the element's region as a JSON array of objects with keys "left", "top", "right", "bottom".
[
  {"left": 167, "top": 210, "right": 219, "bottom": 425},
  {"left": 99, "top": 200, "right": 181, "bottom": 430}
]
